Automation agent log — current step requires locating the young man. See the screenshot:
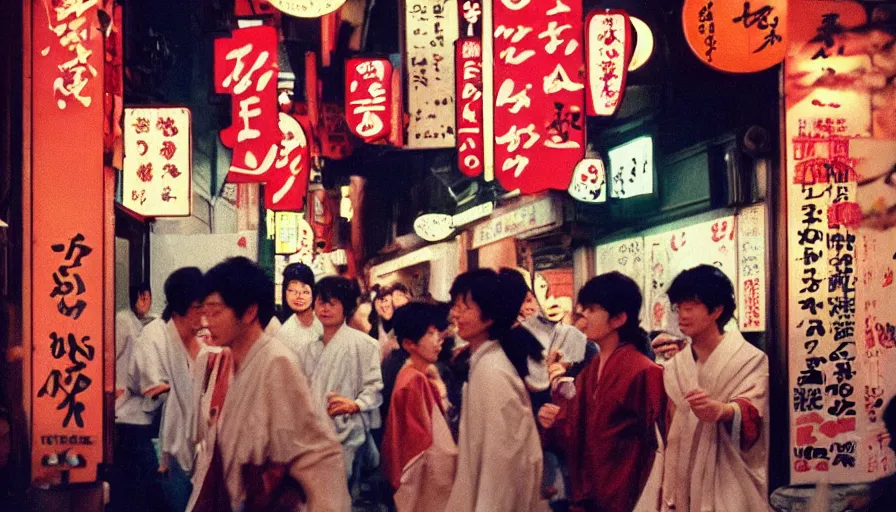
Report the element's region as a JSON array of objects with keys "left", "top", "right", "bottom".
[
  {"left": 445, "top": 269, "right": 548, "bottom": 512},
  {"left": 189, "top": 257, "right": 349, "bottom": 511},
  {"left": 382, "top": 302, "right": 457, "bottom": 511},
  {"left": 277, "top": 262, "right": 323, "bottom": 356},
  {"left": 130, "top": 267, "right": 206, "bottom": 511},
  {"left": 538, "top": 273, "right": 665, "bottom": 511},
  {"left": 115, "top": 282, "right": 151, "bottom": 408},
  {"left": 295, "top": 276, "right": 383, "bottom": 485},
  {"left": 661, "top": 264, "right": 769, "bottom": 512}
]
